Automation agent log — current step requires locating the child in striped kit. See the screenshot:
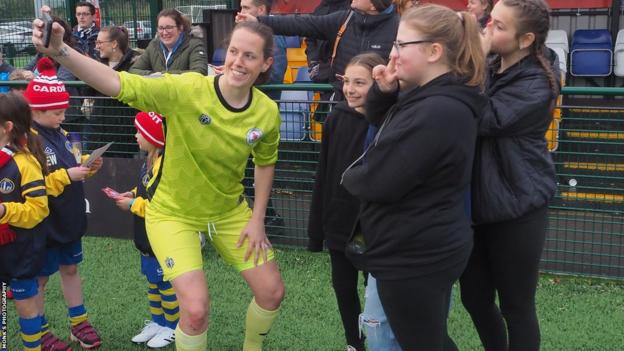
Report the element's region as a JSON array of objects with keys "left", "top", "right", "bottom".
[
  {"left": 114, "top": 111, "right": 179, "bottom": 348},
  {"left": 0, "top": 93, "right": 50, "bottom": 351}
]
